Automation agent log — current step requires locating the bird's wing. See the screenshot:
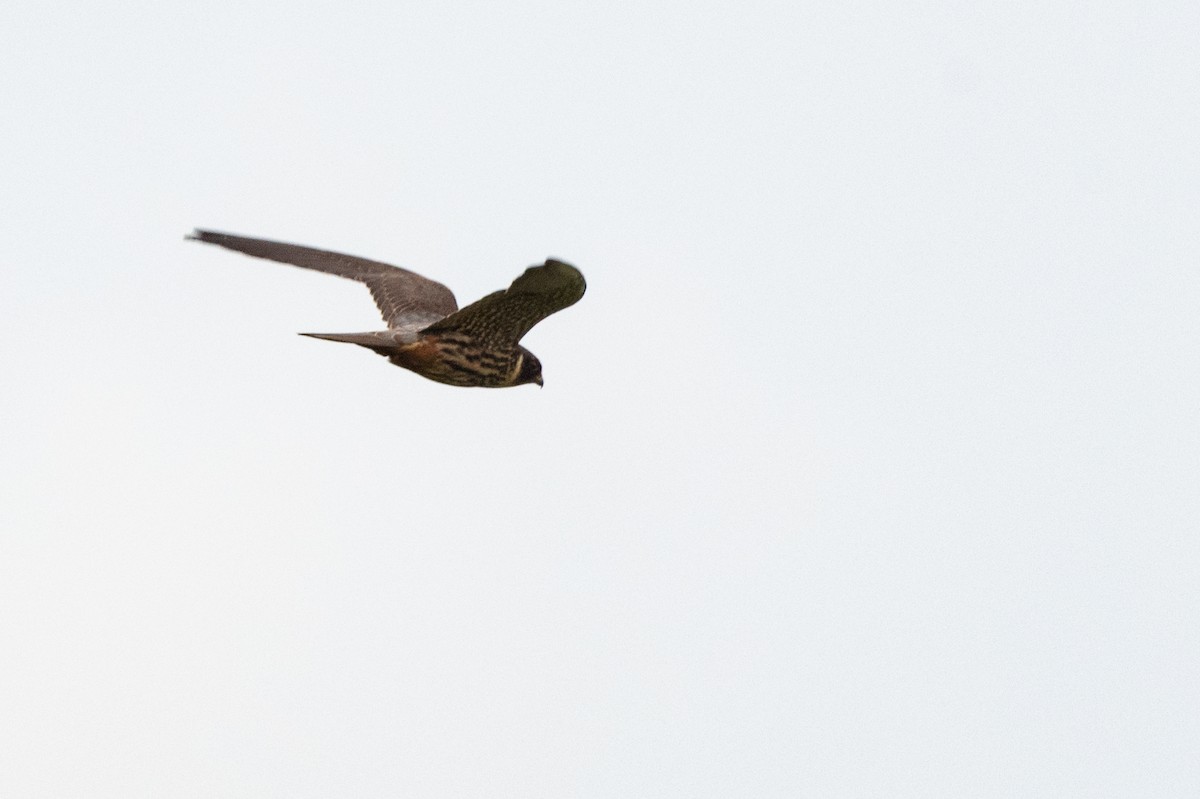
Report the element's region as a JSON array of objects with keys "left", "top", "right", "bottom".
[
  {"left": 188, "top": 229, "right": 458, "bottom": 330},
  {"left": 421, "top": 259, "right": 585, "bottom": 347}
]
